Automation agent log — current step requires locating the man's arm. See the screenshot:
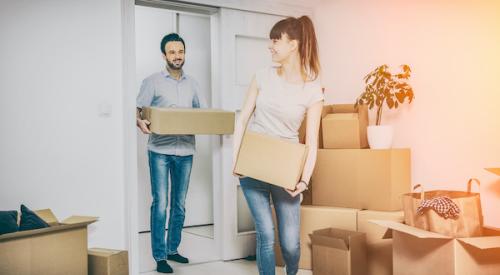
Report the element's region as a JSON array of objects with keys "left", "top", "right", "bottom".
[{"left": 136, "top": 77, "right": 155, "bottom": 134}]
